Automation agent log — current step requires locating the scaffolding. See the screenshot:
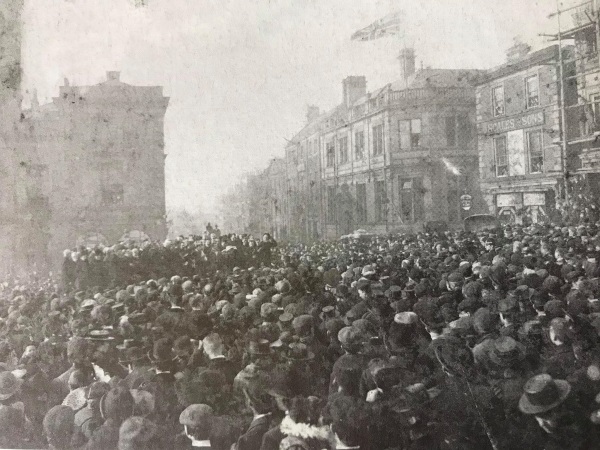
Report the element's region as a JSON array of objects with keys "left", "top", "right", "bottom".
[{"left": 544, "top": 0, "right": 600, "bottom": 204}]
